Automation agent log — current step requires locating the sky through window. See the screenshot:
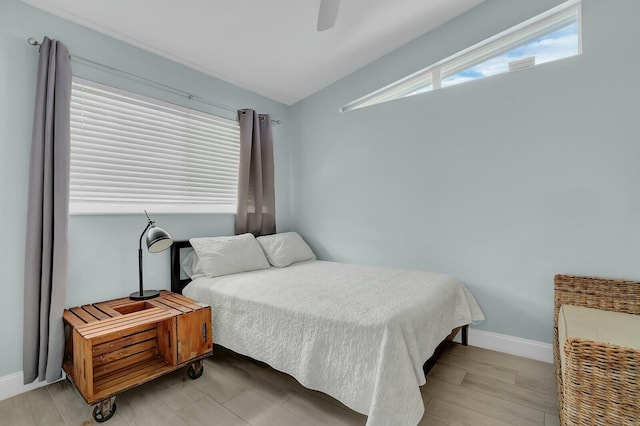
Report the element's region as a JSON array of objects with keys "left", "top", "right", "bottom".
[
  {"left": 341, "top": 1, "right": 581, "bottom": 112},
  {"left": 442, "top": 23, "right": 579, "bottom": 88}
]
